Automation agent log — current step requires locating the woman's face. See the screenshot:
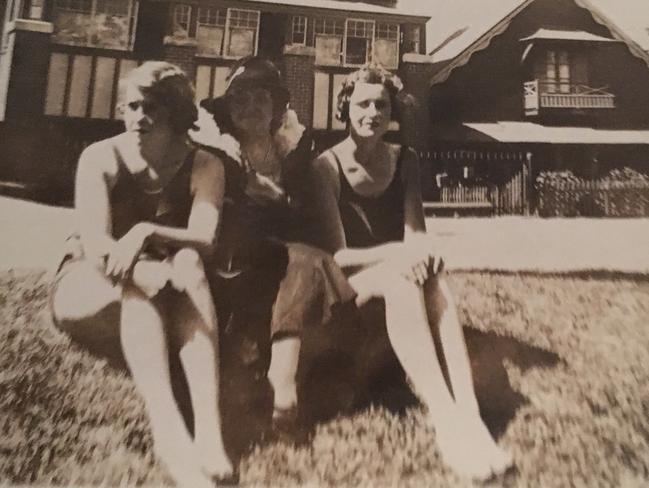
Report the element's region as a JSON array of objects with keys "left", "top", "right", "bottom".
[
  {"left": 228, "top": 87, "right": 274, "bottom": 137},
  {"left": 348, "top": 82, "right": 391, "bottom": 140},
  {"left": 123, "top": 84, "right": 174, "bottom": 146}
]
